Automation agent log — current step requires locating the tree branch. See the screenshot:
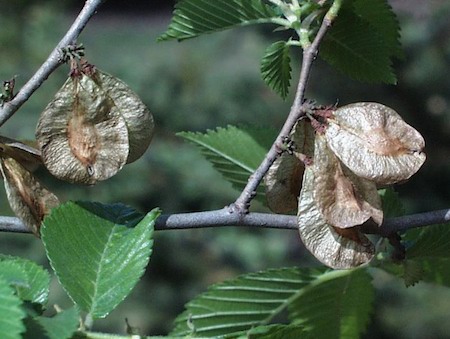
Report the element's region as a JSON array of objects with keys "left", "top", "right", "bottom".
[
  {"left": 0, "top": 0, "right": 105, "bottom": 127},
  {"left": 231, "top": 4, "right": 337, "bottom": 214},
  {"left": 2, "top": 208, "right": 449, "bottom": 235}
]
